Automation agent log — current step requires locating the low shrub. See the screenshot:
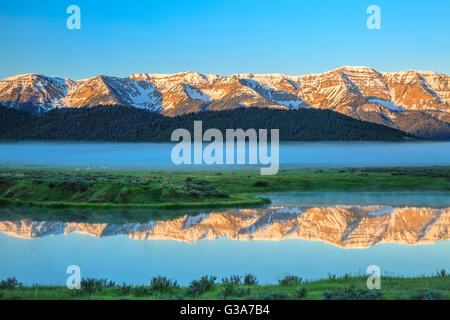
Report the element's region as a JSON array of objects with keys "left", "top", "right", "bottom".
[
  {"left": 186, "top": 275, "right": 217, "bottom": 297},
  {"left": 79, "top": 278, "right": 114, "bottom": 294},
  {"left": 243, "top": 273, "right": 258, "bottom": 286},
  {"left": 222, "top": 275, "right": 242, "bottom": 285},
  {"left": 253, "top": 181, "right": 268, "bottom": 187},
  {"left": 327, "top": 273, "right": 337, "bottom": 280},
  {"left": 262, "top": 292, "right": 289, "bottom": 300},
  {"left": 278, "top": 274, "right": 302, "bottom": 286},
  {"left": 221, "top": 283, "right": 235, "bottom": 298},
  {"left": 221, "top": 283, "right": 251, "bottom": 299},
  {"left": 120, "top": 283, "right": 132, "bottom": 295},
  {"left": 150, "top": 275, "right": 179, "bottom": 291},
  {"left": 296, "top": 287, "right": 308, "bottom": 299},
  {"left": 323, "top": 286, "right": 383, "bottom": 300},
  {"left": 132, "top": 285, "right": 152, "bottom": 297},
  {"left": 0, "top": 277, "right": 22, "bottom": 290},
  {"left": 436, "top": 269, "right": 447, "bottom": 278},
  {"left": 410, "top": 290, "right": 442, "bottom": 300},
  {"left": 341, "top": 273, "right": 351, "bottom": 281}
]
